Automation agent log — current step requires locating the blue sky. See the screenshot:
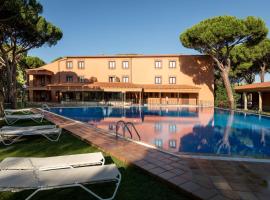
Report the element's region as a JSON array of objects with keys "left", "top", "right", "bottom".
[{"left": 30, "top": 0, "right": 270, "bottom": 81}]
